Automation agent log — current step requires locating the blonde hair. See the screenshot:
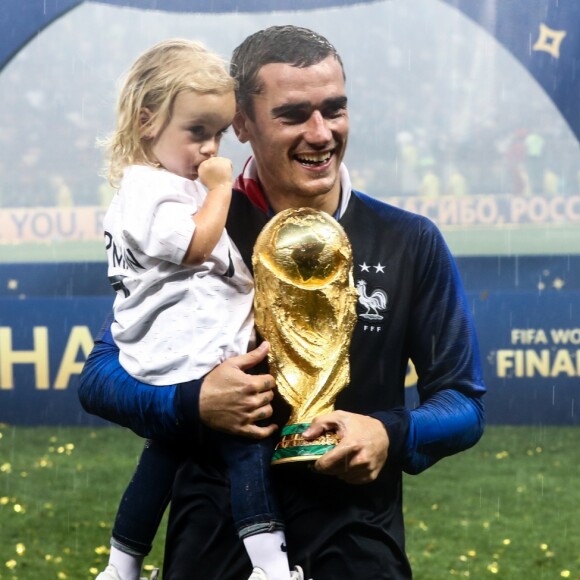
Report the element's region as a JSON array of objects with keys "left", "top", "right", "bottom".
[{"left": 103, "top": 39, "right": 235, "bottom": 186}]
